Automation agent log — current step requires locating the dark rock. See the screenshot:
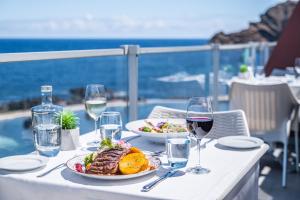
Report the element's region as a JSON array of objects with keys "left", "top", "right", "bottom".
[
  {"left": 0, "top": 96, "right": 64, "bottom": 113},
  {"left": 68, "top": 87, "right": 125, "bottom": 104},
  {"left": 23, "top": 118, "right": 32, "bottom": 129},
  {"left": 68, "top": 88, "right": 85, "bottom": 104},
  {"left": 1, "top": 86, "right": 127, "bottom": 116},
  {"left": 210, "top": 1, "right": 297, "bottom": 44}
]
